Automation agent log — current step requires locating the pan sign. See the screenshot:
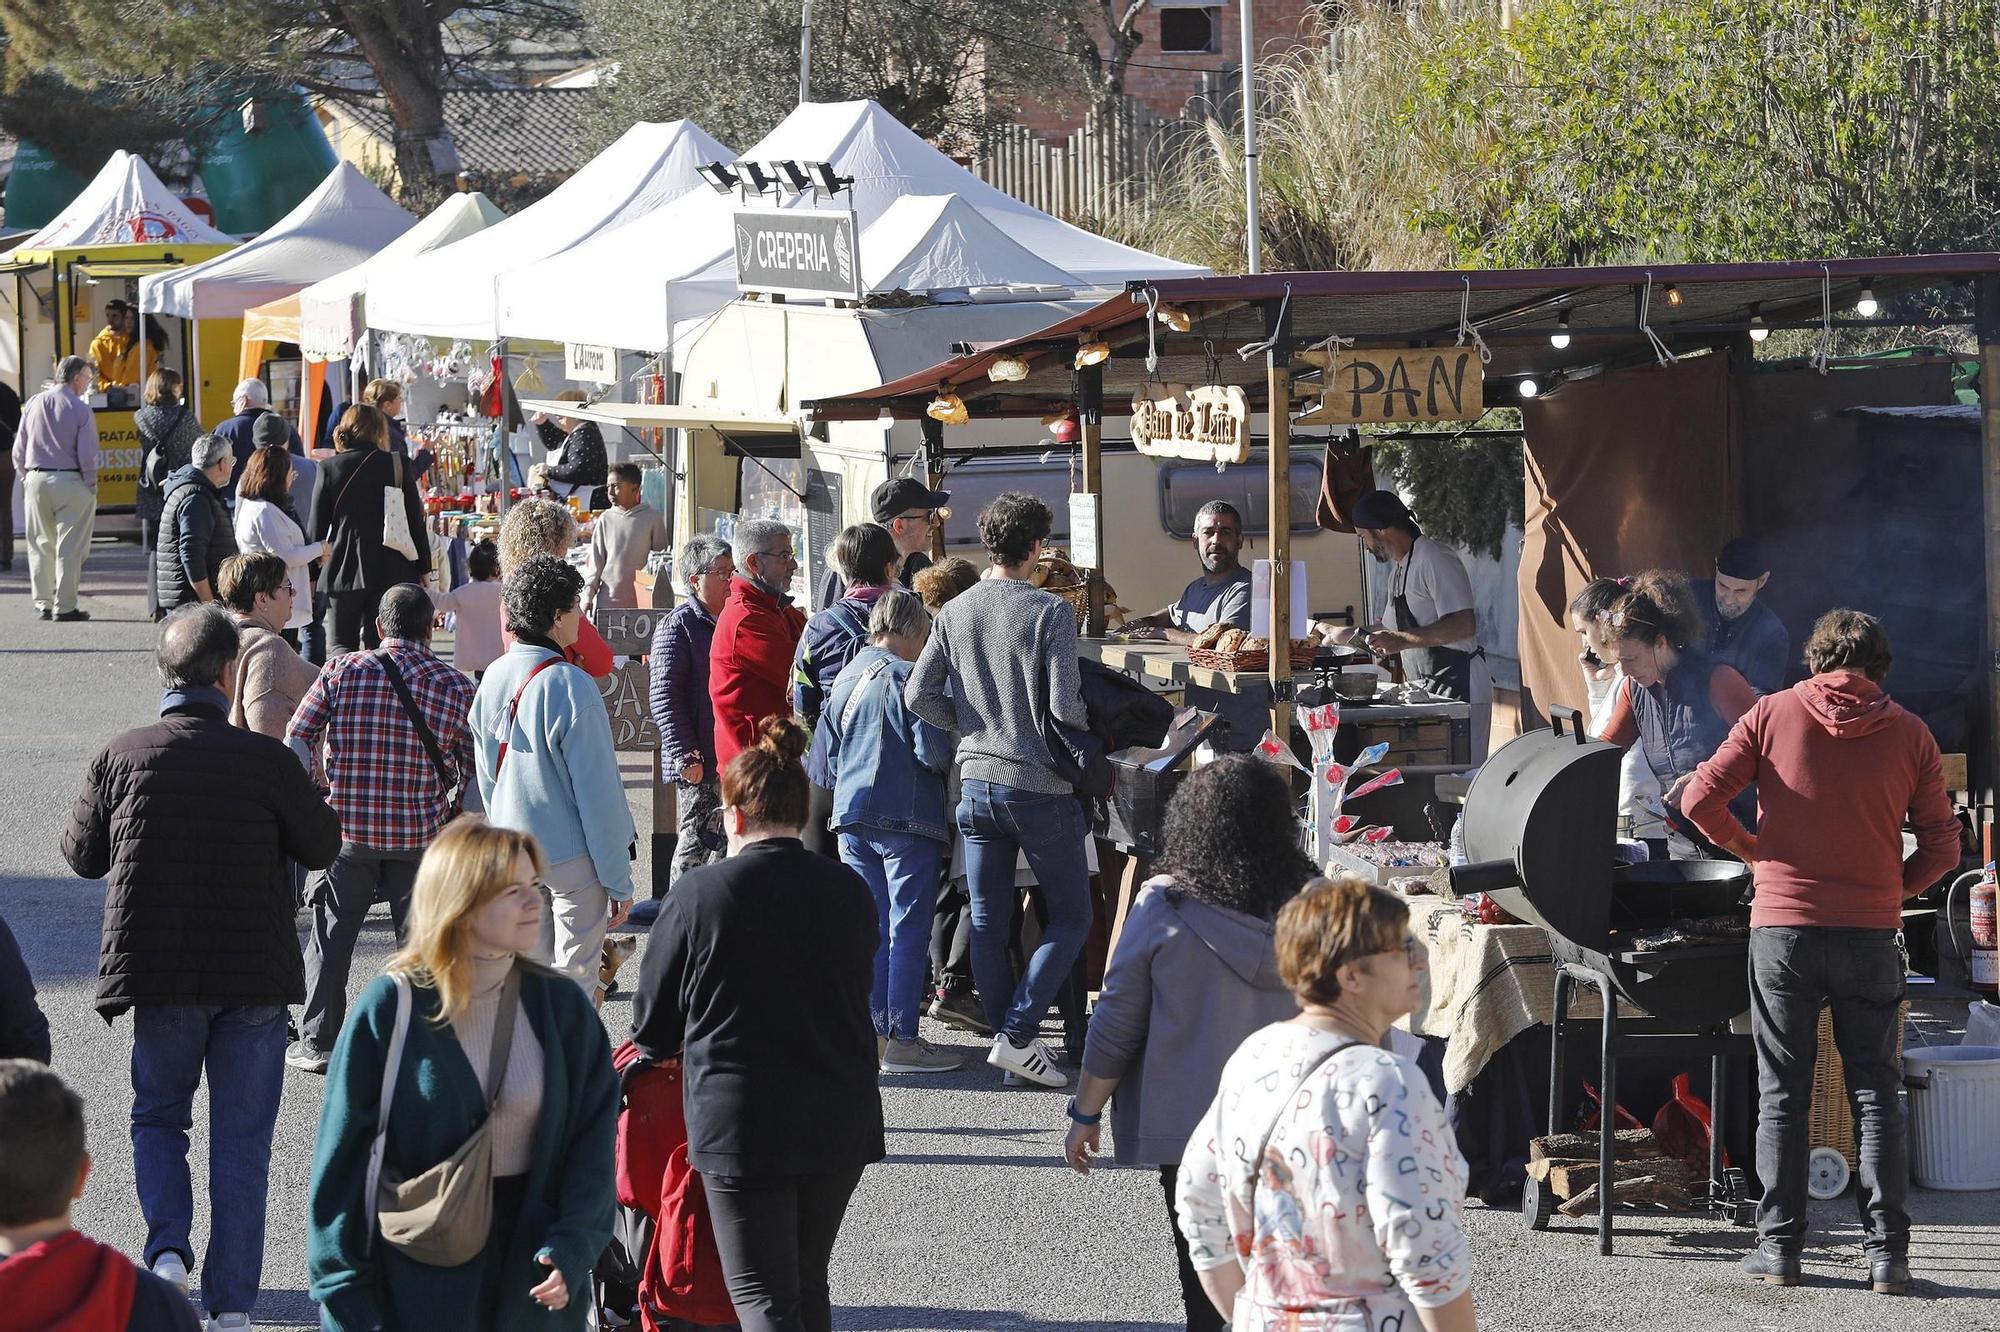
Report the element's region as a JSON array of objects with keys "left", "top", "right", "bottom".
[
  {"left": 1129, "top": 383, "right": 1252, "bottom": 465},
  {"left": 1313, "top": 348, "right": 1484, "bottom": 425},
  {"left": 733, "top": 207, "right": 861, "bottom": 301}
]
